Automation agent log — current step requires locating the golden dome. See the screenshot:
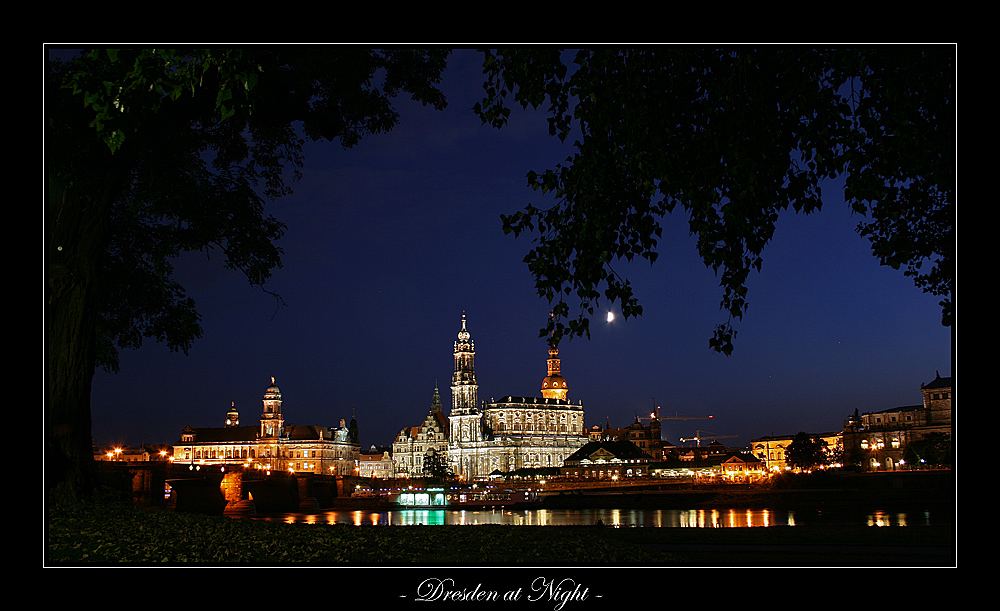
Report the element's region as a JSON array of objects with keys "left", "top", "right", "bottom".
[{"left": 541, "top": 346, "right": 568, "bottom": 400}]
